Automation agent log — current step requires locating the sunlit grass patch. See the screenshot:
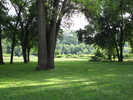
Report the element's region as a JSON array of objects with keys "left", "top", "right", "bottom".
[{"left": 0, "top": 61, "right": 133, "bottom": 100}]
